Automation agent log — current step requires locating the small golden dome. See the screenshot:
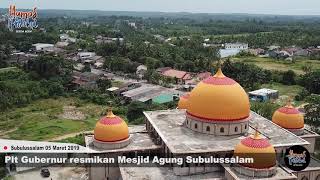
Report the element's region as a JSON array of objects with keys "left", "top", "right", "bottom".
[
  {"left": 187, "top": 67, "right": 250, "bottom": 121},
  {"left": 234, "top": 130, "right": 276, "bottom": 169},
  {"left": 94, "top": 108, "right": 129, "bottom": 142},
  {"left": 272, "top": 101, "right": 304, "bottom": 130},
  {"left": 178, "top": 93, "right": 190, "bottom": 109}
]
